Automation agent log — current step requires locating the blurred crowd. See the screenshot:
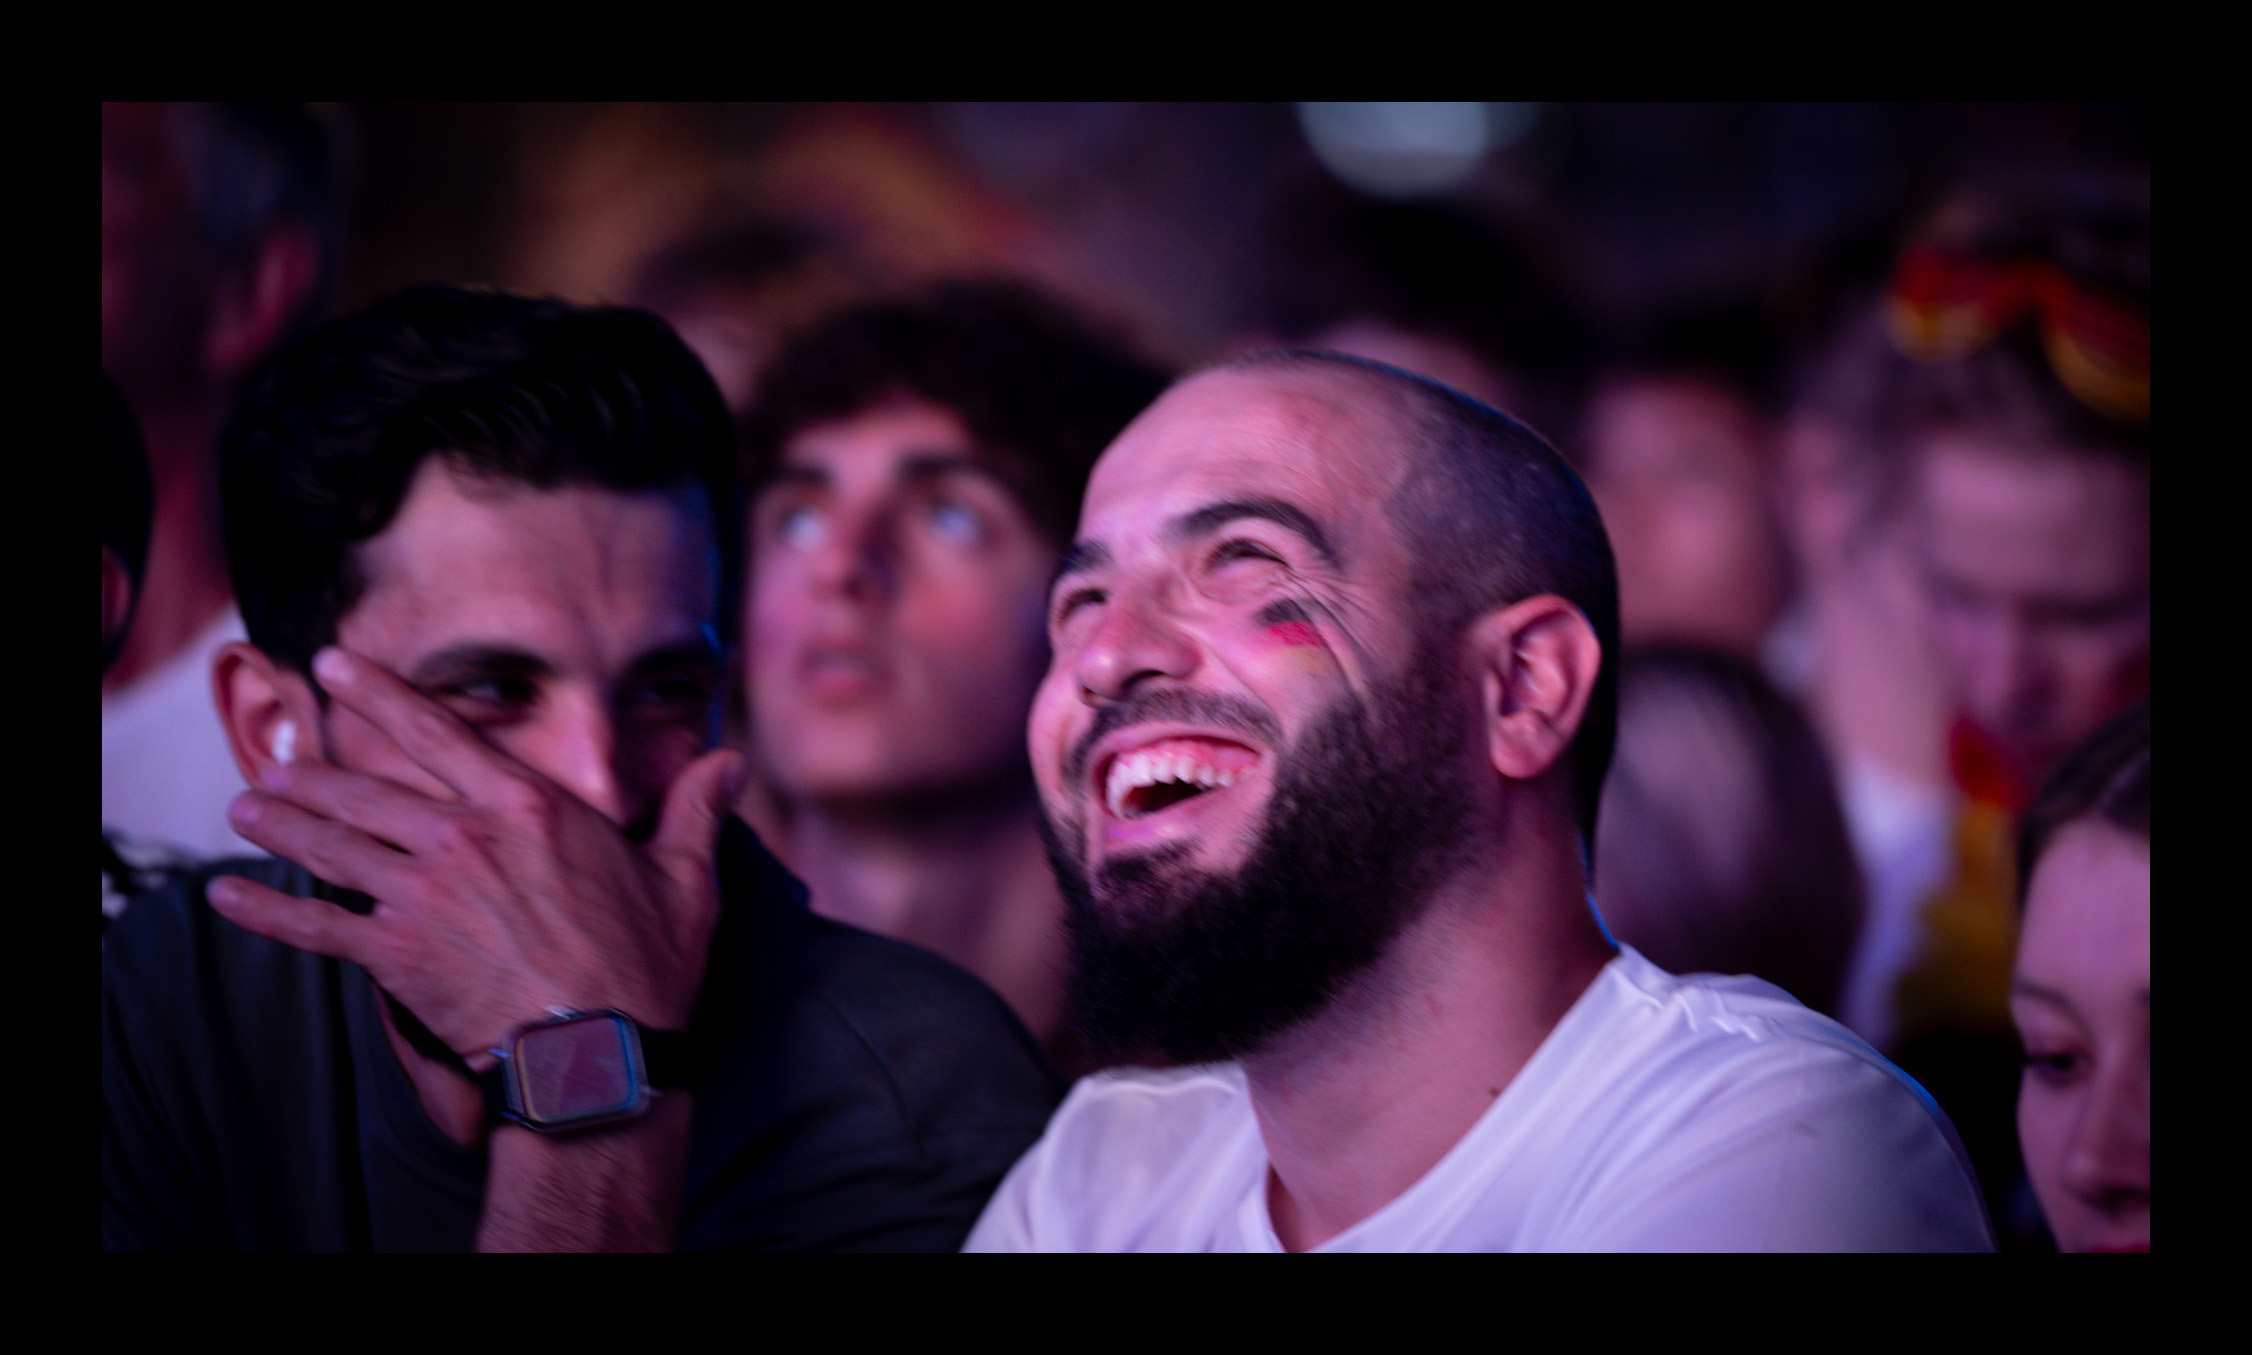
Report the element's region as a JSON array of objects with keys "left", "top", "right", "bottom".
[{"left": 103, "top": 103, "right": 2147, "bottom": 1252}]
